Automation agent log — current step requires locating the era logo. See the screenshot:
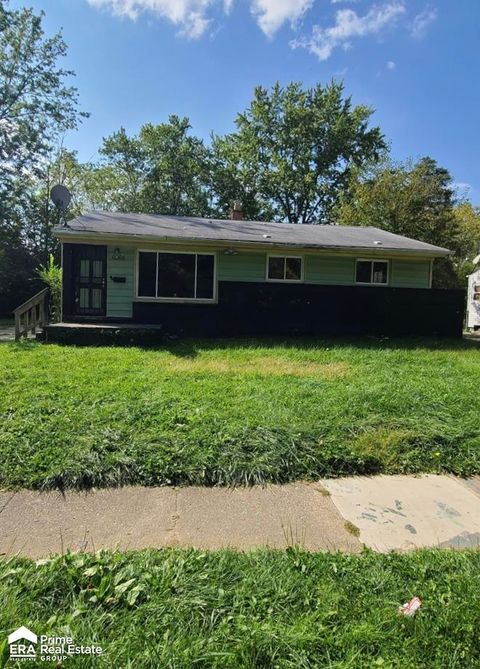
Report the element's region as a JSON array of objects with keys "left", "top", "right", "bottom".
[{"left": 8, "top": 627, "right": 37, "bottom": 661}]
